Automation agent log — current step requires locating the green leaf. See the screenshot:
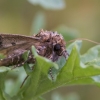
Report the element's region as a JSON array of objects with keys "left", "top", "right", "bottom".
[
  {"left": 81, "top": 45, "right": 100, "bottom": 64},
  {"left": 0, "top": 67, "right": 10, "bottom": 100},
  {"left": 67, "top": 40, "right": 82, "bottom": 54},
  {"left": 32, "top": 45, "right": 79, "bottom": 98},
  {"left": 65, "top": 45, "right": 100, "bottom": 86},
  {"left": 31, "top": 42, "right": 100, "bottom": 98},
  {"left": 28, "top": 0, "right": 66, "bottom": 10},
  {"left": 37, "top": 96, "right": 46, "bottom": 100},
  {"left": 22, "top": 50, "right": 30, "bottom": 61},
  {"left": 1, "top": 41, "right": 100, "bottom": 100},
  {"left": 31, "top": 46, "right": 58, "bottom": 75},
  {"left": 4, "top": 67, "right": 27, "bottom": 98},
  {"left": 0, "top": 90, "right": 5, "bottom": 100},
  {"left": 17, "top": 46, "right": 58, "bottom": 100}
]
